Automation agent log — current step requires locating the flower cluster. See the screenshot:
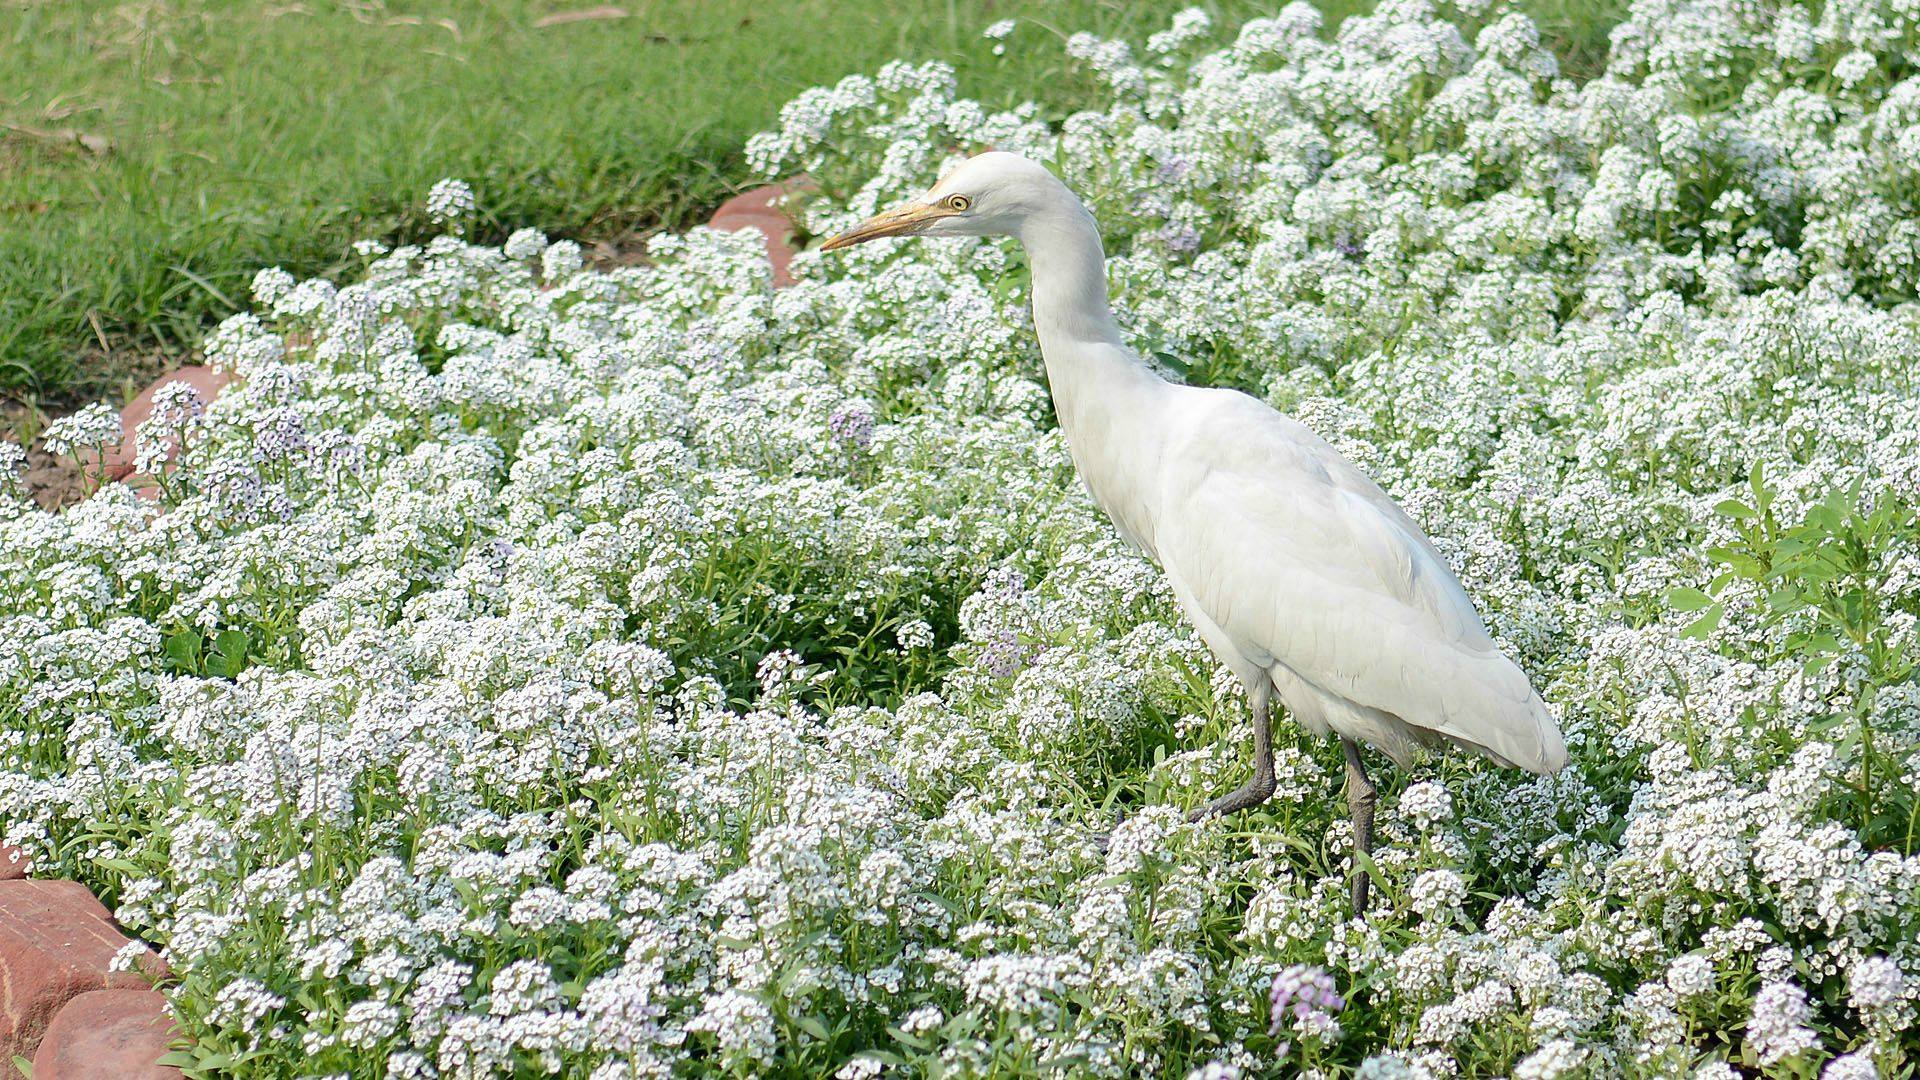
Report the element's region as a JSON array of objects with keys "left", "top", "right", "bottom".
[
  {"left": 4, "top": 1, "right": 1920, "bottom": 1076},
  {"left": 1269, "top": 963, "right": 1345, "bottom": 1055}
]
